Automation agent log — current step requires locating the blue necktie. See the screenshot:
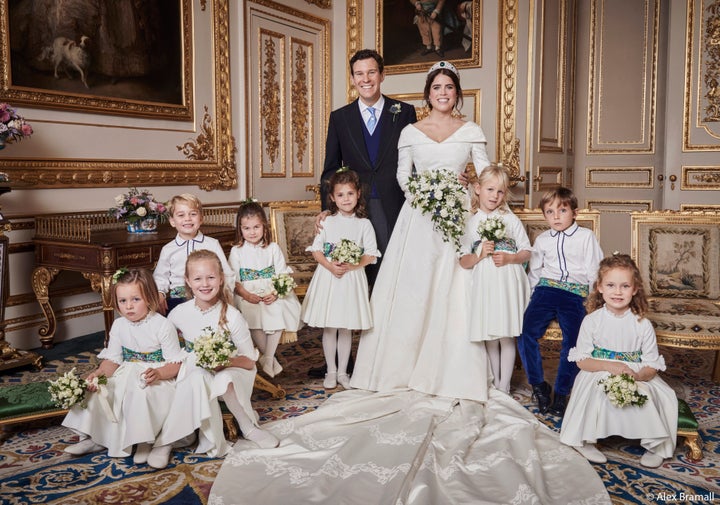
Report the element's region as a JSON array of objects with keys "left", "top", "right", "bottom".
[{"left": 367, "top": 107, "right": 377, "bottom": 134}]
